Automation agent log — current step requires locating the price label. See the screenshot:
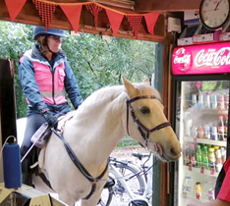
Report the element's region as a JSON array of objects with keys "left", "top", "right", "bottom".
[
  {"left": 210, "top": 168, "right": 215, "bottom": 175},
  {"left": 200, "top": 167, "right": 204, "bottom": 174}
]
